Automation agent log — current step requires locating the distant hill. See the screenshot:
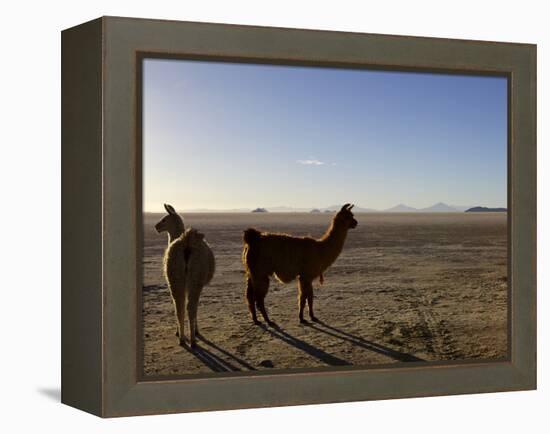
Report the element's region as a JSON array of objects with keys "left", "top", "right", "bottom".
[
  {"left": 251, "top": 207, "right": 268, "bottom": 213},
  {"left": 449, "top": 204, "right": 475, "bottom": 212},
  {"left": 385, "top": 202, "right": 463, "bottom": 212},
  {"left": 465, "top": 206, "right": 507, "bottom": 213},
  {"left": 385, "top": 203, "right": 418, "bottom": 212},
  {"left": 419, "top": 202, "right": 459, "bottom": 213},
  {"left": 310, "top": 208, "right": 321, "bottom": 213}
]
